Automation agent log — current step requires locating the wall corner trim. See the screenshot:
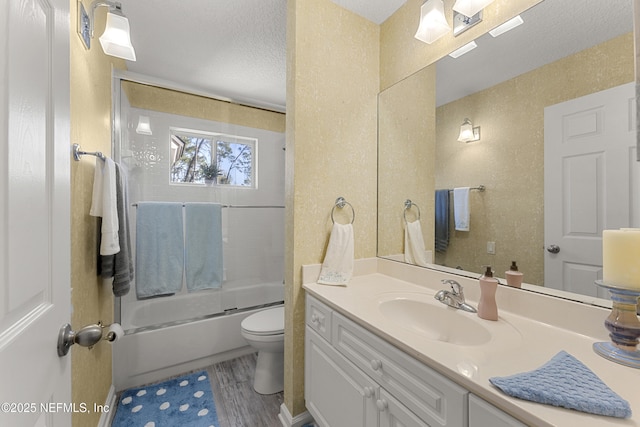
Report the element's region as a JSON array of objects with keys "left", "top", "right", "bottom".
[
  {"left": 97, "top": 385, "right": 117, "bottom": 427},
  {"left": 278, "top": 403, "right": 313, "bottom": 427}
]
